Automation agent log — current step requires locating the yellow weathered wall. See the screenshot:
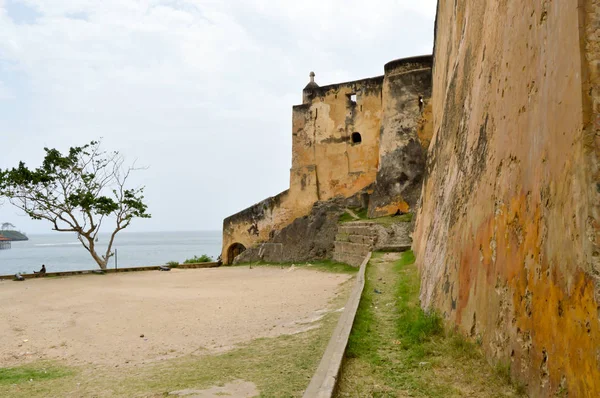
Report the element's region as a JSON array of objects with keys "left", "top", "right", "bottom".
[
  {"left": 222, "top": 59, "right": 433, "bottom": 265},
  {"left": 221, "top": 168, "right": 319, "bottom": 264},
  {"left": 413, "top": 1, "right": 600, "bottom": 396},
  {"left": 292, "top": 77, "right": 384, "bottom": 201},
  {"left": 222, "top": 77, "right": 384, "bottom": 264}
]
